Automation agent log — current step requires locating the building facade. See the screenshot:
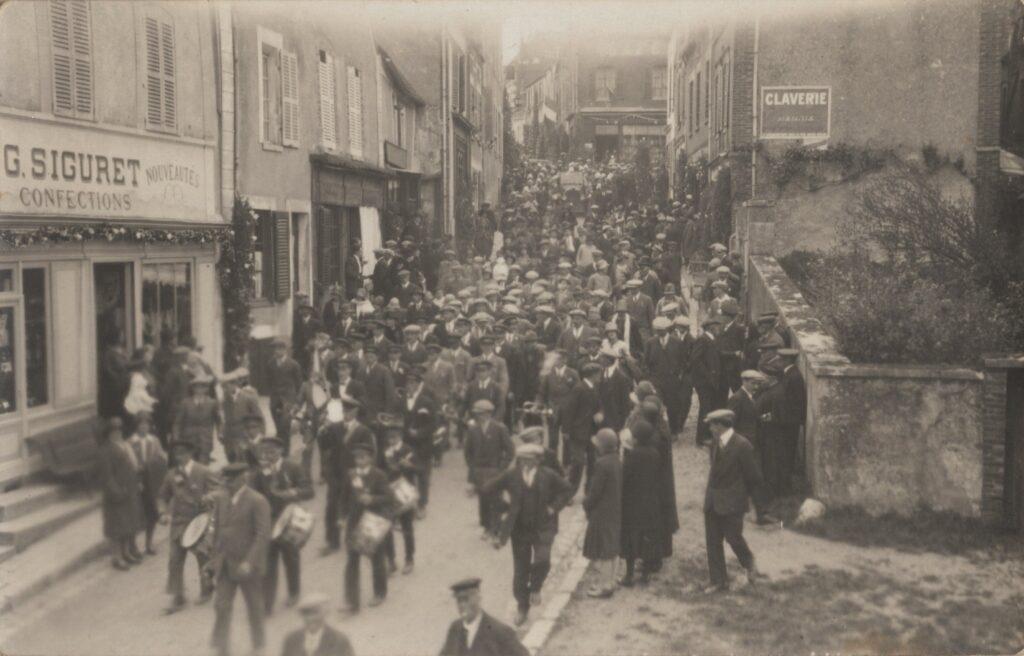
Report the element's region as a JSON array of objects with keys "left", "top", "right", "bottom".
[
  {"left": 0, "top": 0, "right": 225, "bottom": 484},
  {"left": 667, "top": 0, "right": 1020, "bottom": 255}
]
